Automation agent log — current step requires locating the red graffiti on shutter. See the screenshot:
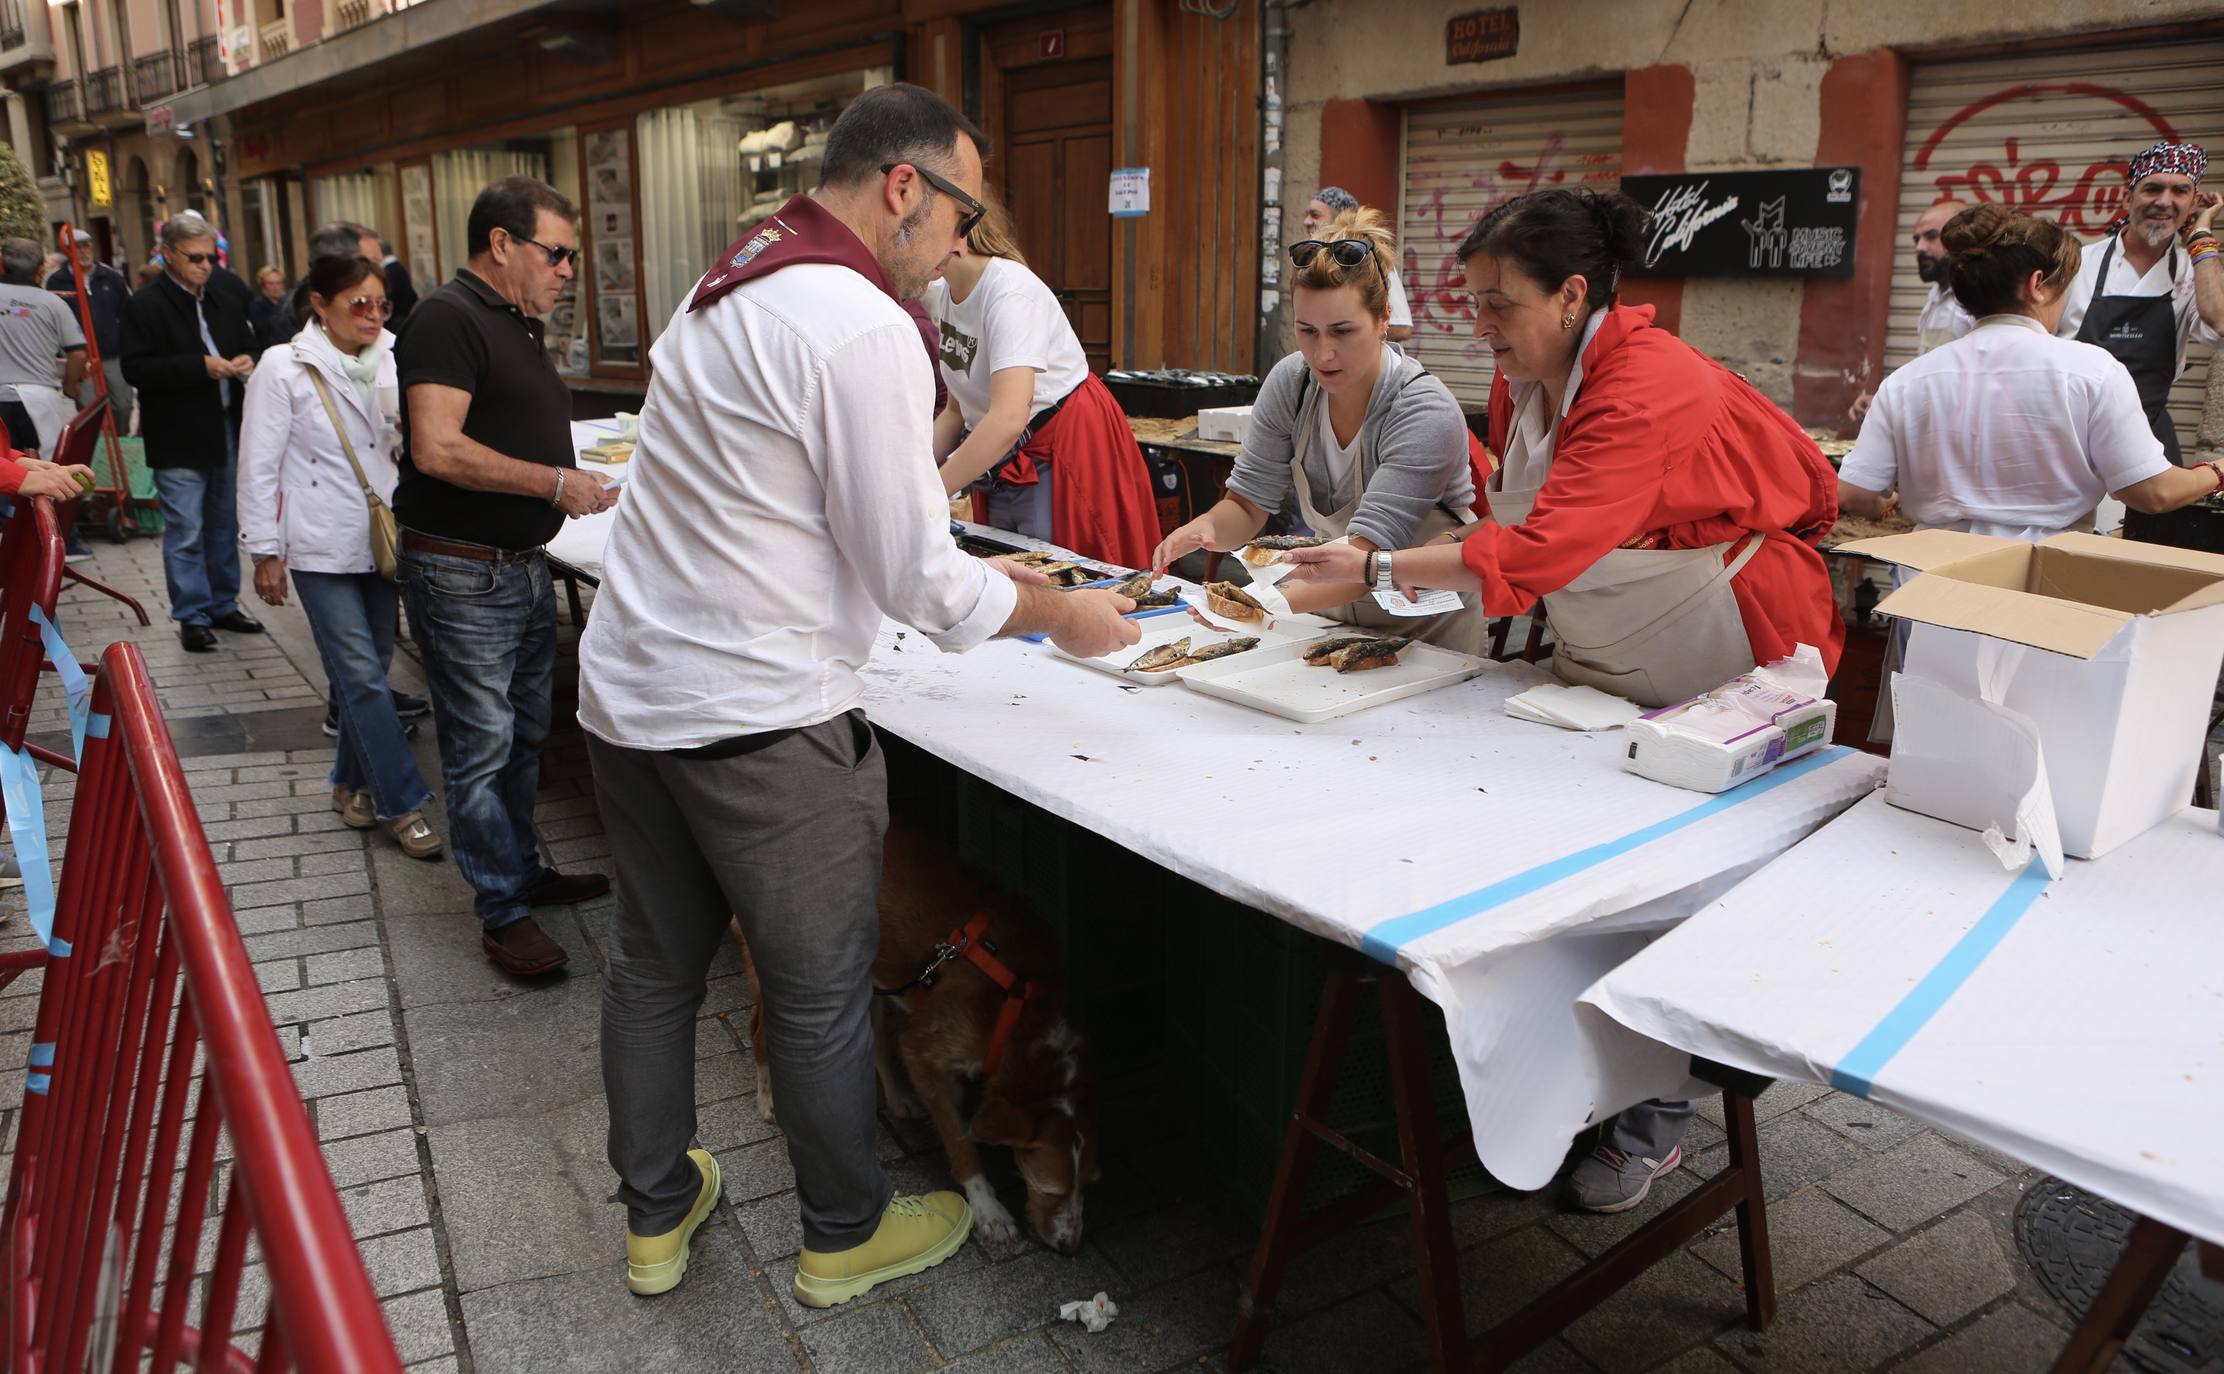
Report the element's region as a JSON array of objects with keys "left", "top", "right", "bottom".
[
  {"left": 1914, "top": 83, "right": 2180, "bottom": 233},
  {"left": 1408, "top": 135, "right": 1576, "bottom": 347}
]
